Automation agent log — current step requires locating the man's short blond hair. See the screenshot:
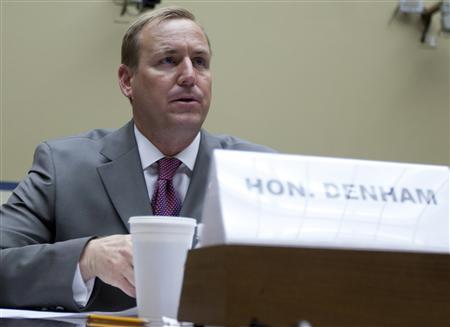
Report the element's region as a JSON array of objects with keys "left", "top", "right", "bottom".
[{"left": 121, "top": 6, "right": 210, "bottom": 70}]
